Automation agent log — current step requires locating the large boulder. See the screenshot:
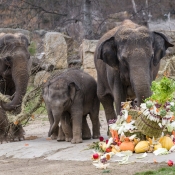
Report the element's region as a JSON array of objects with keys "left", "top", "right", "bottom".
[
  {"left": 80, "top": 39, "right": 98, "bottom": 80},
  {"left": 82, "top": 39, "right": 98, "bottom": 69},
  {"left": 44, "top": 32, "right": 68, "bottom": 69},
  {"left": 34, "top": 71, "right": 51, "bottom": 87}
]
